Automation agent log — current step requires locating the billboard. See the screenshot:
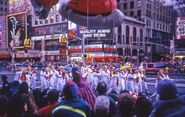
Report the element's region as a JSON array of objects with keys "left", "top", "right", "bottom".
[
  {"left": 9, "top": 0, "right": 32, "bottom": 14},
  {"left": 176, "top": 17, "right": 185, "bottom": 39},
  {"left": 6, "top": 12, "right": 27, "bottom": 50},
  {"left": 0, "top": 16, "right": 6, "bottom": 49}
]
